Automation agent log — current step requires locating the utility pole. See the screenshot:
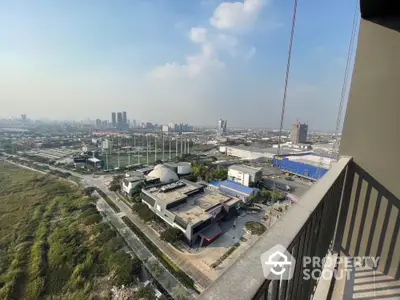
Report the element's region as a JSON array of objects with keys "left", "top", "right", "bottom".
[
  {"left": 162, "top": 135, "right": 165, "bottom": 161},
  {"left": 180, "top": 136, "right": 183, "bottom": 157},
  {"left": 137, "top": 135, "right": 140, "bottom": 164},
  {"left": 133, "top": 135, "right": 135, "bottom": 164},
  {"left": 188, "top": 139, "right": 190, "bottom": 154},
  {"left": 184, "top": 138, "right": 187, "bottom": 154},
  {"left": 105, "top": 152, "right": 109, "bottom": 170},
  {"left": 146, "top": 135, "right": 149, "bottom": 165},
  {"left": 169, "top": 137, "right": 172, "bottom": 160},
  {"left": 117, "top": 136, "right": 120, "bottom": 168},
  {"left": 155, "top": 136, "right": 157, "bottom": 162},
  {"left": 176, "top": 138, "right": 178, "bottom": 157}
]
